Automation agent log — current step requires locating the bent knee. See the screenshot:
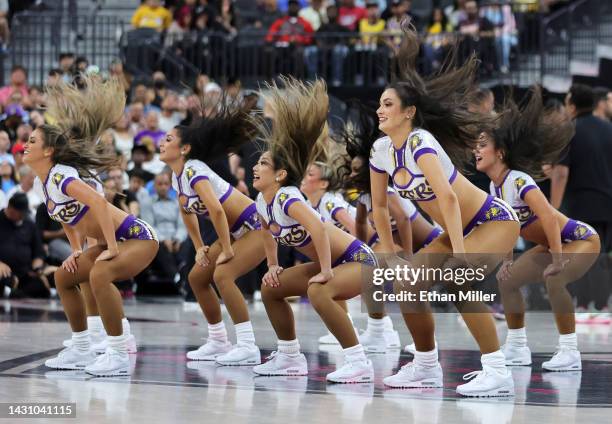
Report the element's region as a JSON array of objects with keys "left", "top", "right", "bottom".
[
  {"left": 88, "top": 265, "right": 113, "bottom": 292},
  {"left": 54, "top": 268, "right": 76, "bottom": 290},
  {"left": 213, "top": 266, "right": 237, "bottom": 287}
]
